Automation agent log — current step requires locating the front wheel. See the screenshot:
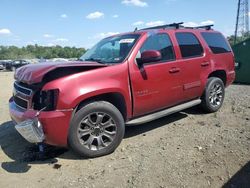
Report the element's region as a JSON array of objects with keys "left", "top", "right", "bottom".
[
  {"left": 68, "top": 101, "right": 125, "bottom": 158},
  {"left": 201, "top": 77, "right": 225, "bottom": 113}
]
